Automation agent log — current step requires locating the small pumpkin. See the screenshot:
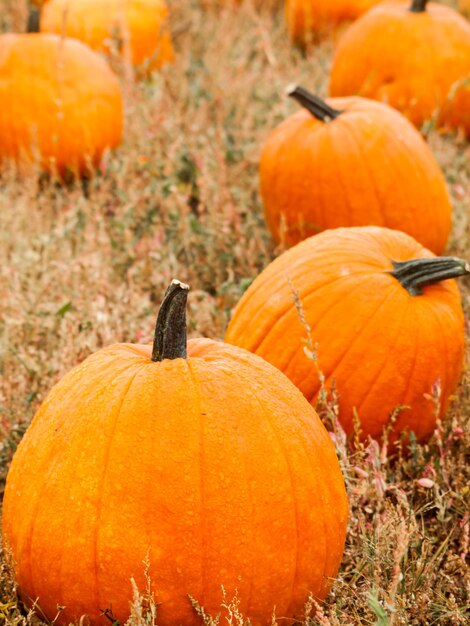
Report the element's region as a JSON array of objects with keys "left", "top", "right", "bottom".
[
  {"left": 0, "top": 33, "right": 123, "bottom": 176},
  {"left": 329, "top": 1, "right": 470, "bottom": 135},
  {"left": 40, "top": 0, "right": 174, "bottom": 73},
  {"left": 2, "top": 281, "right": 348, "bottom": 626},
  {"left": 260, "top": 86, "right": 452, "bottom": 254},
  {"left": 285, "top": 0, "right": 382, "bottom": 43},
  {"left": 226, "top": 227, "right": 469, "bottom": 445}
]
